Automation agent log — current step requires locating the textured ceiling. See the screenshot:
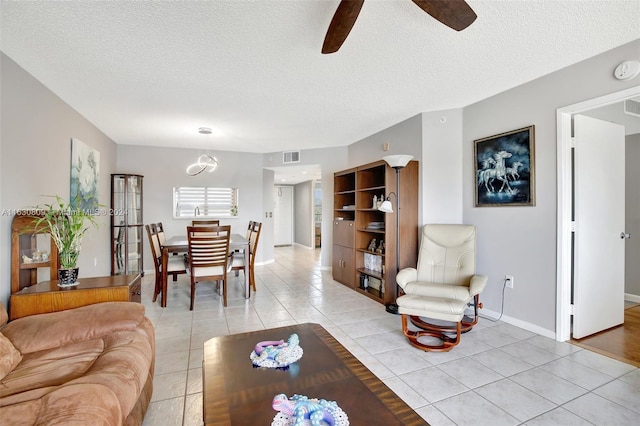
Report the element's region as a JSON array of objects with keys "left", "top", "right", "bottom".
[{"left": 1, "top": 1, "right": 639, "bottom": 154}]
